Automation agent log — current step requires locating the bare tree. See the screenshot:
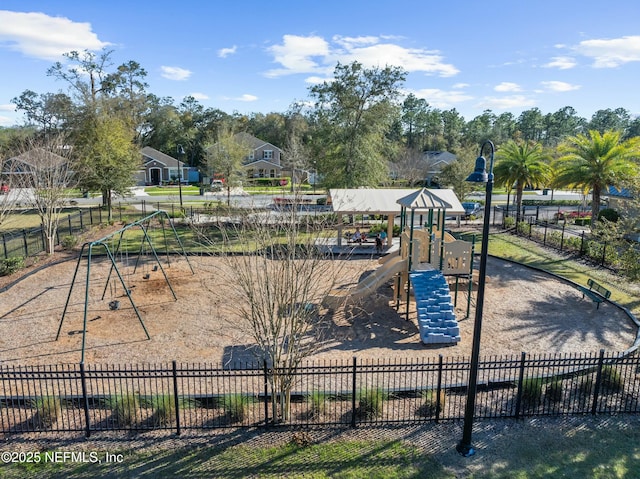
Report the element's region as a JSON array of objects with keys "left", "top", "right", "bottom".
[
  {"left": 11, "top": 136, "right": 78, "bottom": 254},
  {"left": 0, "top": 155, "right": 24, "bottom": 229},
  {"left": 197, "top": 208, "right": 358, "bottom": 422},
  {"left": 394, "top": 147, "right": 427, "bottom": 186},
  {"left": 206, "top": 130, "right": 251, "bottom": 206}
]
